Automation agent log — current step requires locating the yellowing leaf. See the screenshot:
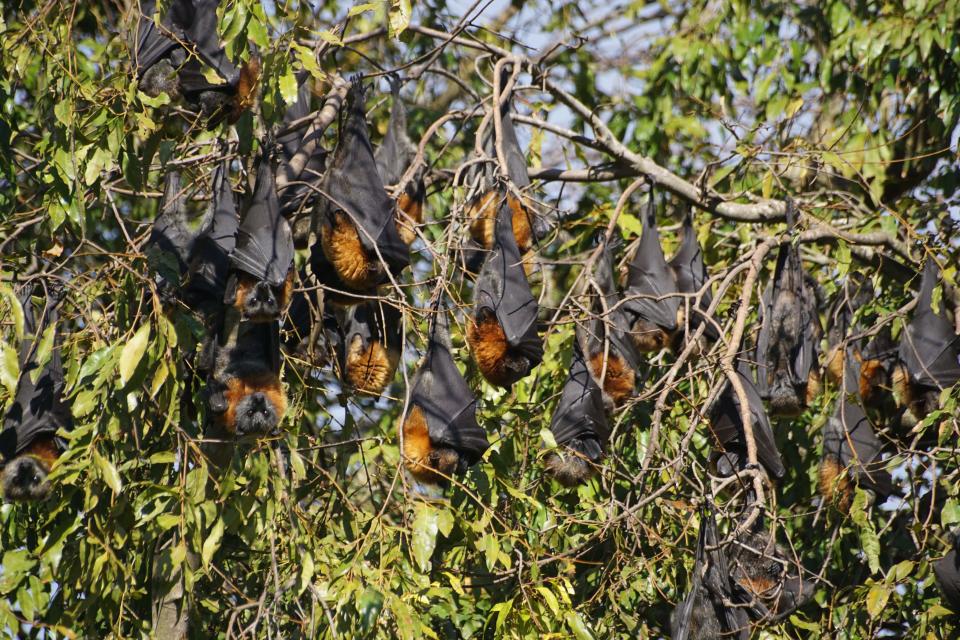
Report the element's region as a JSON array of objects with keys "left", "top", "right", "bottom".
[
  {"left": 119, "top": 322, "right": 150, "bottom": 387},
  {"left": 866, "top": 584, "right": 891, "bottom": 618}
]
